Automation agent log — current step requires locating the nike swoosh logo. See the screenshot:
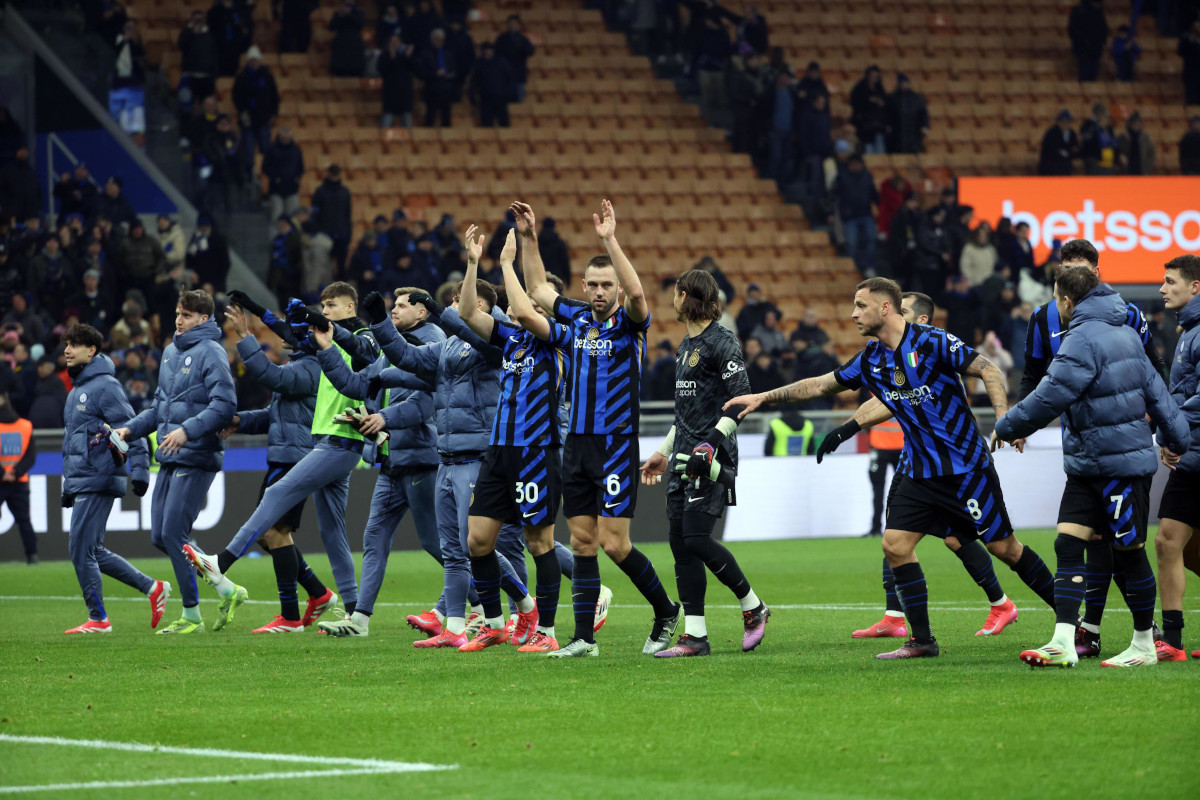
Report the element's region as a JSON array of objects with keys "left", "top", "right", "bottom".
[
  {"left": 604, "top": 501, "right": 621, "bottom": 509},
  {"left": 871, "top": 367, "right": 881, "bottom": 372},
  {"left": 686, "top": 496, "right": 703, "bottom": 503},
  {"left": 1051, "top": 331, "right": 1066, "bottom": 338},
  {"left": 523, "top": 512, "right": 538, "bottom": 519},
  {"left": 976, "top": 528, "right": 988, "bottom": 536},
  {"left": 469, "top": 484, "right": 475, "bottom": 489}
]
